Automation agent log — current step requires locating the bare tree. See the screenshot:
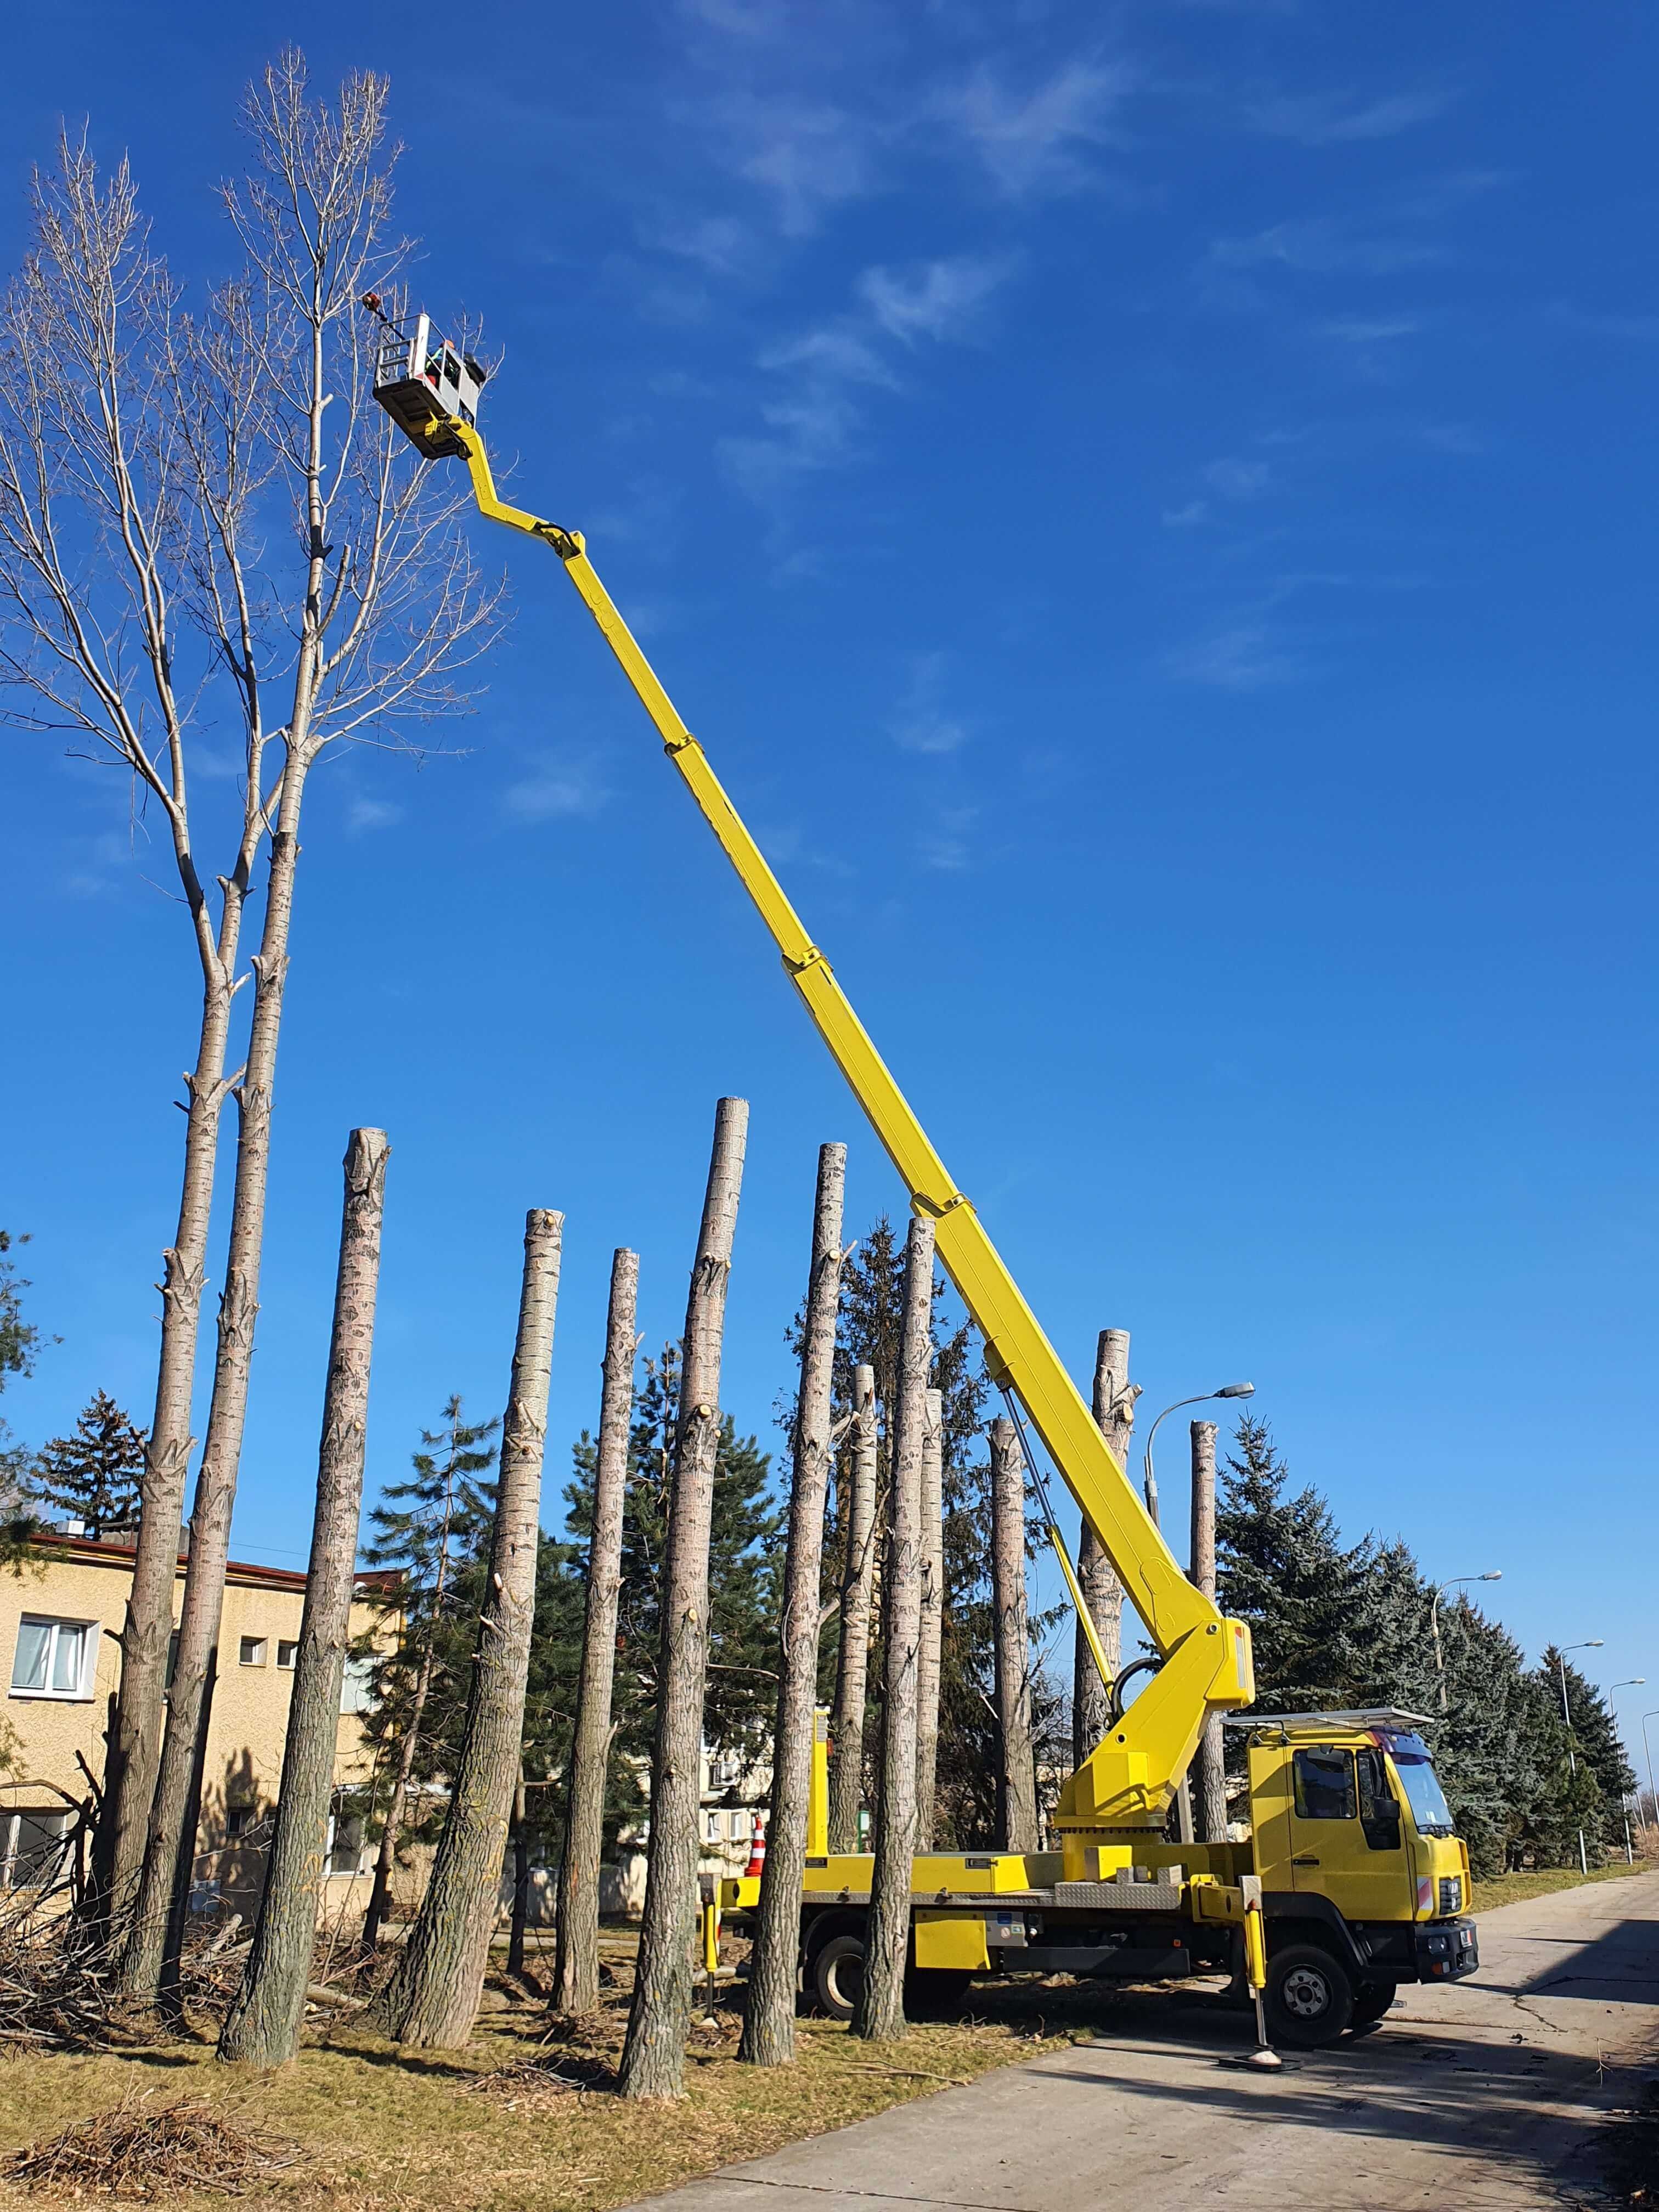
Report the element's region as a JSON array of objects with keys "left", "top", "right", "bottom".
[
  {"left": 1188, "top": 1419, "right": 1227, "bottom": 1843},
  {"left": 219, "top": 1127, "right": 389, "bottom": 2066},
  {"left": 1074, "top": 1329, "right": 1137, "bottom": 1767},
  {"left": 0, "top": 64, "right": 500, "bottom": 1949},
  {"left": 913, "top": 1387, "right": 944, "bottom": 1849},
  {"left": 828, "top": 1364, "right": 879, "bottom": 1854},
  {"left": 741, "top": 1143, "right": 847, "bottom": 2067},
  {"left": 552, "top": 1246, "right": 640, "bottom": 2018},
  {"left": 620, "top": 1099, "right": 748, "bottom": 2102},
  {"left": 370, "top": 1209, "right": 563, "bottom": 2049},
  {"left": 853, "top": 1214, "right": 933, "bottom": 2044},
  {"left": 989, "top": 1415, "right": 1039, "bottom": 1854}
]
